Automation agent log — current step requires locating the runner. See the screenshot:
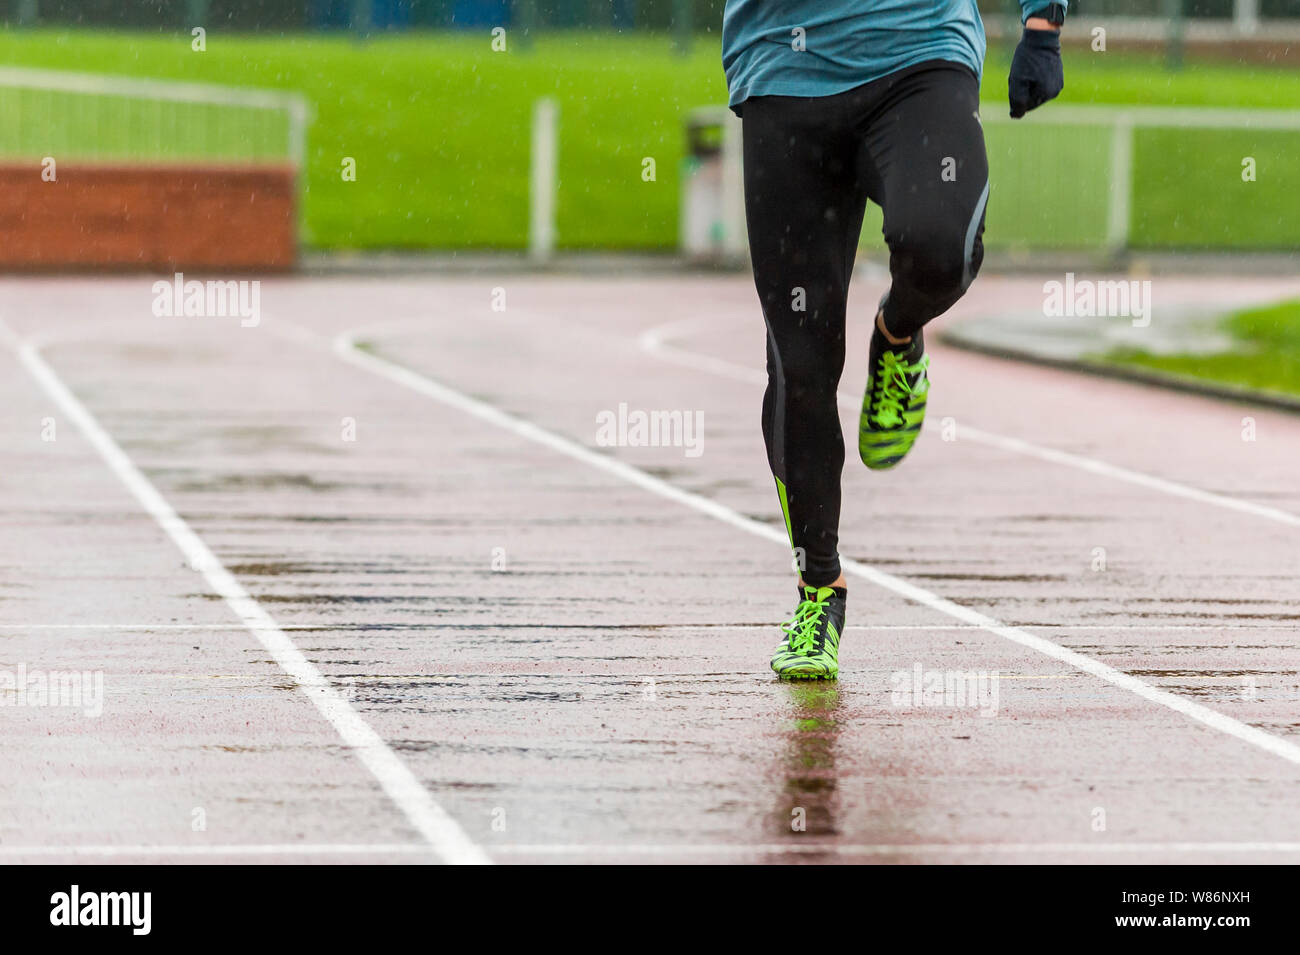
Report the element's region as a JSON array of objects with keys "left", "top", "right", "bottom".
[{"left": 721, "top": 1, "right": 1067, "bottom": 678}]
